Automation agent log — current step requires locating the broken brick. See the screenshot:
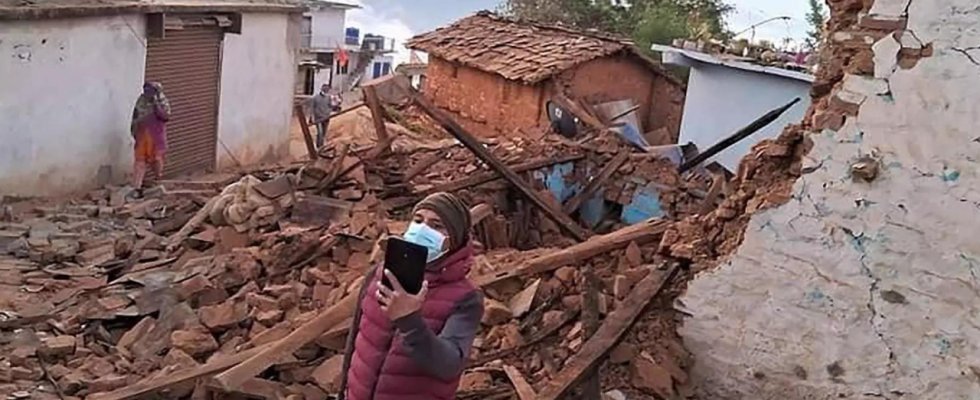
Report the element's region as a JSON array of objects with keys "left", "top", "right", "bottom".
[
  {"left": 254, "top": 309, "right": 284, "bottom": 326},
  {"left": 311, "top": 355, "right": 344, "bottom": 393},
  {"left": 458, "top": 371, "right": 493, "bottom": 392},
  {"left": 631, "top": 354, "right": 675, "bottom": 398},
  {"left": 39, "top": 335, "right": 76, "bottom": 359},
  {"left": 9, "top": 347, "right": 36, "bottom": 367},
  {"left": 246, "top": 292, "right": 281, "bottom": 312},
  {"left": 199, "top": 299, "right": 249, "bottom": 332},
  {"left": 86, "top": 374, "right": 129, "bottom": 394},
  {"left": 554, "top": 266, "right": 577, "bottom": 285},
  {"left": 481, "top": 298, "right": 512, "bottom": 326},
  {"left": 171, "top": 328, "right": 219, "bottom": 357},
  {"left": 624, "top": 241, "right": 643, "bottom": 267},
  {"left": 163, "top": 348, "right": 200, "bottom": 369},
  {"left": 11, "top": 366, "right": 39, "bottom": 381}
]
